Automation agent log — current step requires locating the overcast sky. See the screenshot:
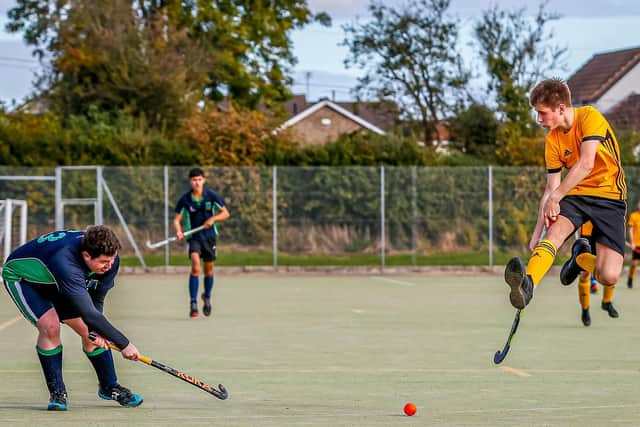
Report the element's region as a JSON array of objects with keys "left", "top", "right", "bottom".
[{"left": 1, "top": 0, "right": 640, "bottom": 104}]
